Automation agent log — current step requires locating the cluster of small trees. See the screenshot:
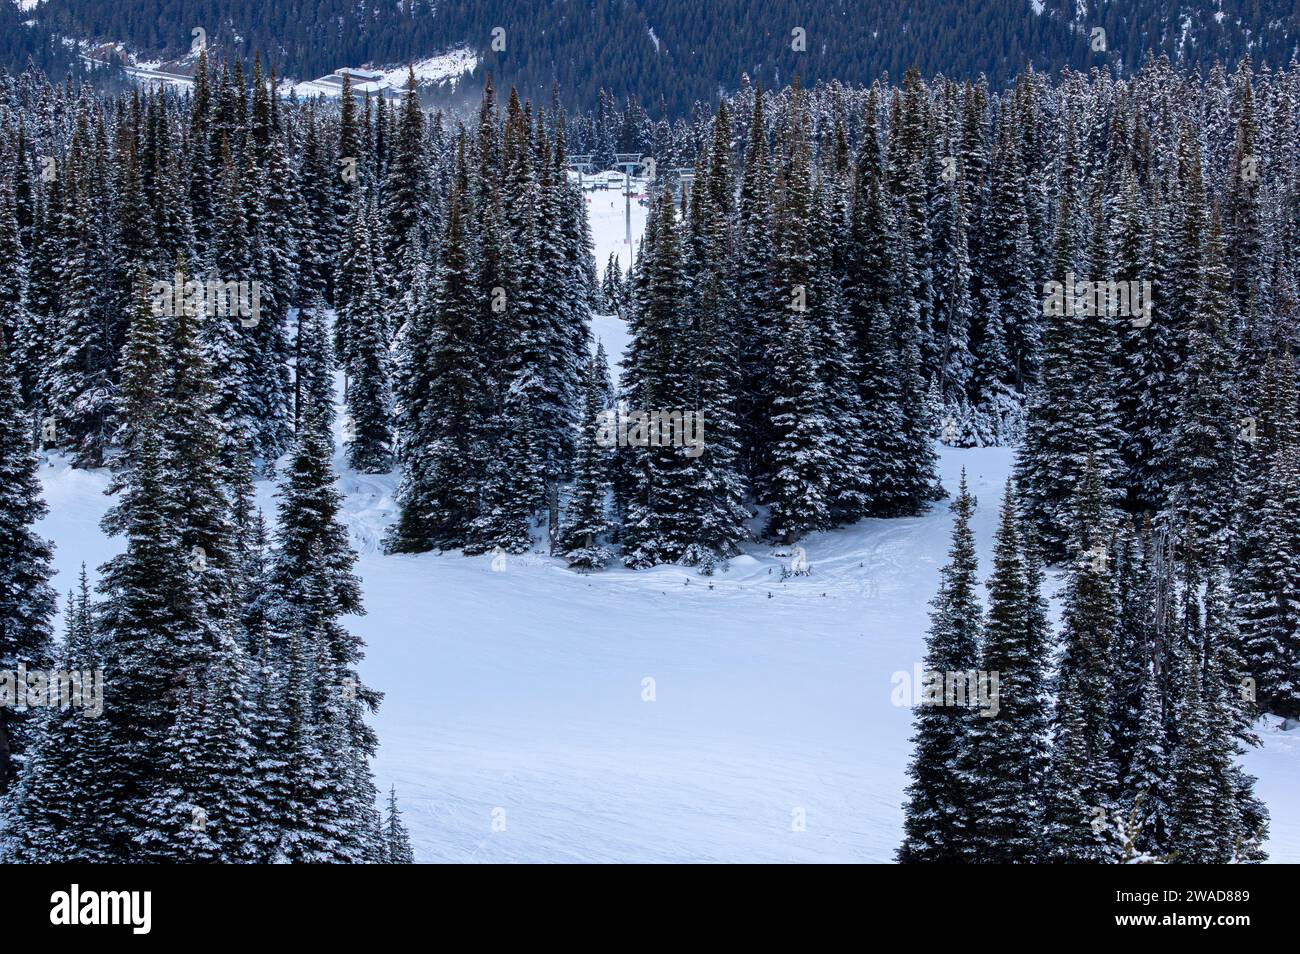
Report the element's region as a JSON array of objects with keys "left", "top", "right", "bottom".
[
  {"left": 0, "top": 263, "right": 412, "bottom": 861},
  {"left": 900, "top": 468, "right": 1269, "bottom": 863},
  {"left": 0, "top": 57, "right": 423, "bottom": 861}
]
